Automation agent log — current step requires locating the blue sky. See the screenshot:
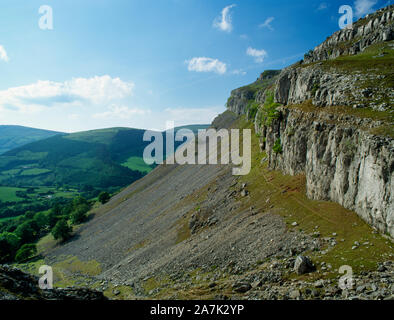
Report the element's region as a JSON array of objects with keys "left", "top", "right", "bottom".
[{"left": 0, "top": 0, "right": 390, "bottom": 132}]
